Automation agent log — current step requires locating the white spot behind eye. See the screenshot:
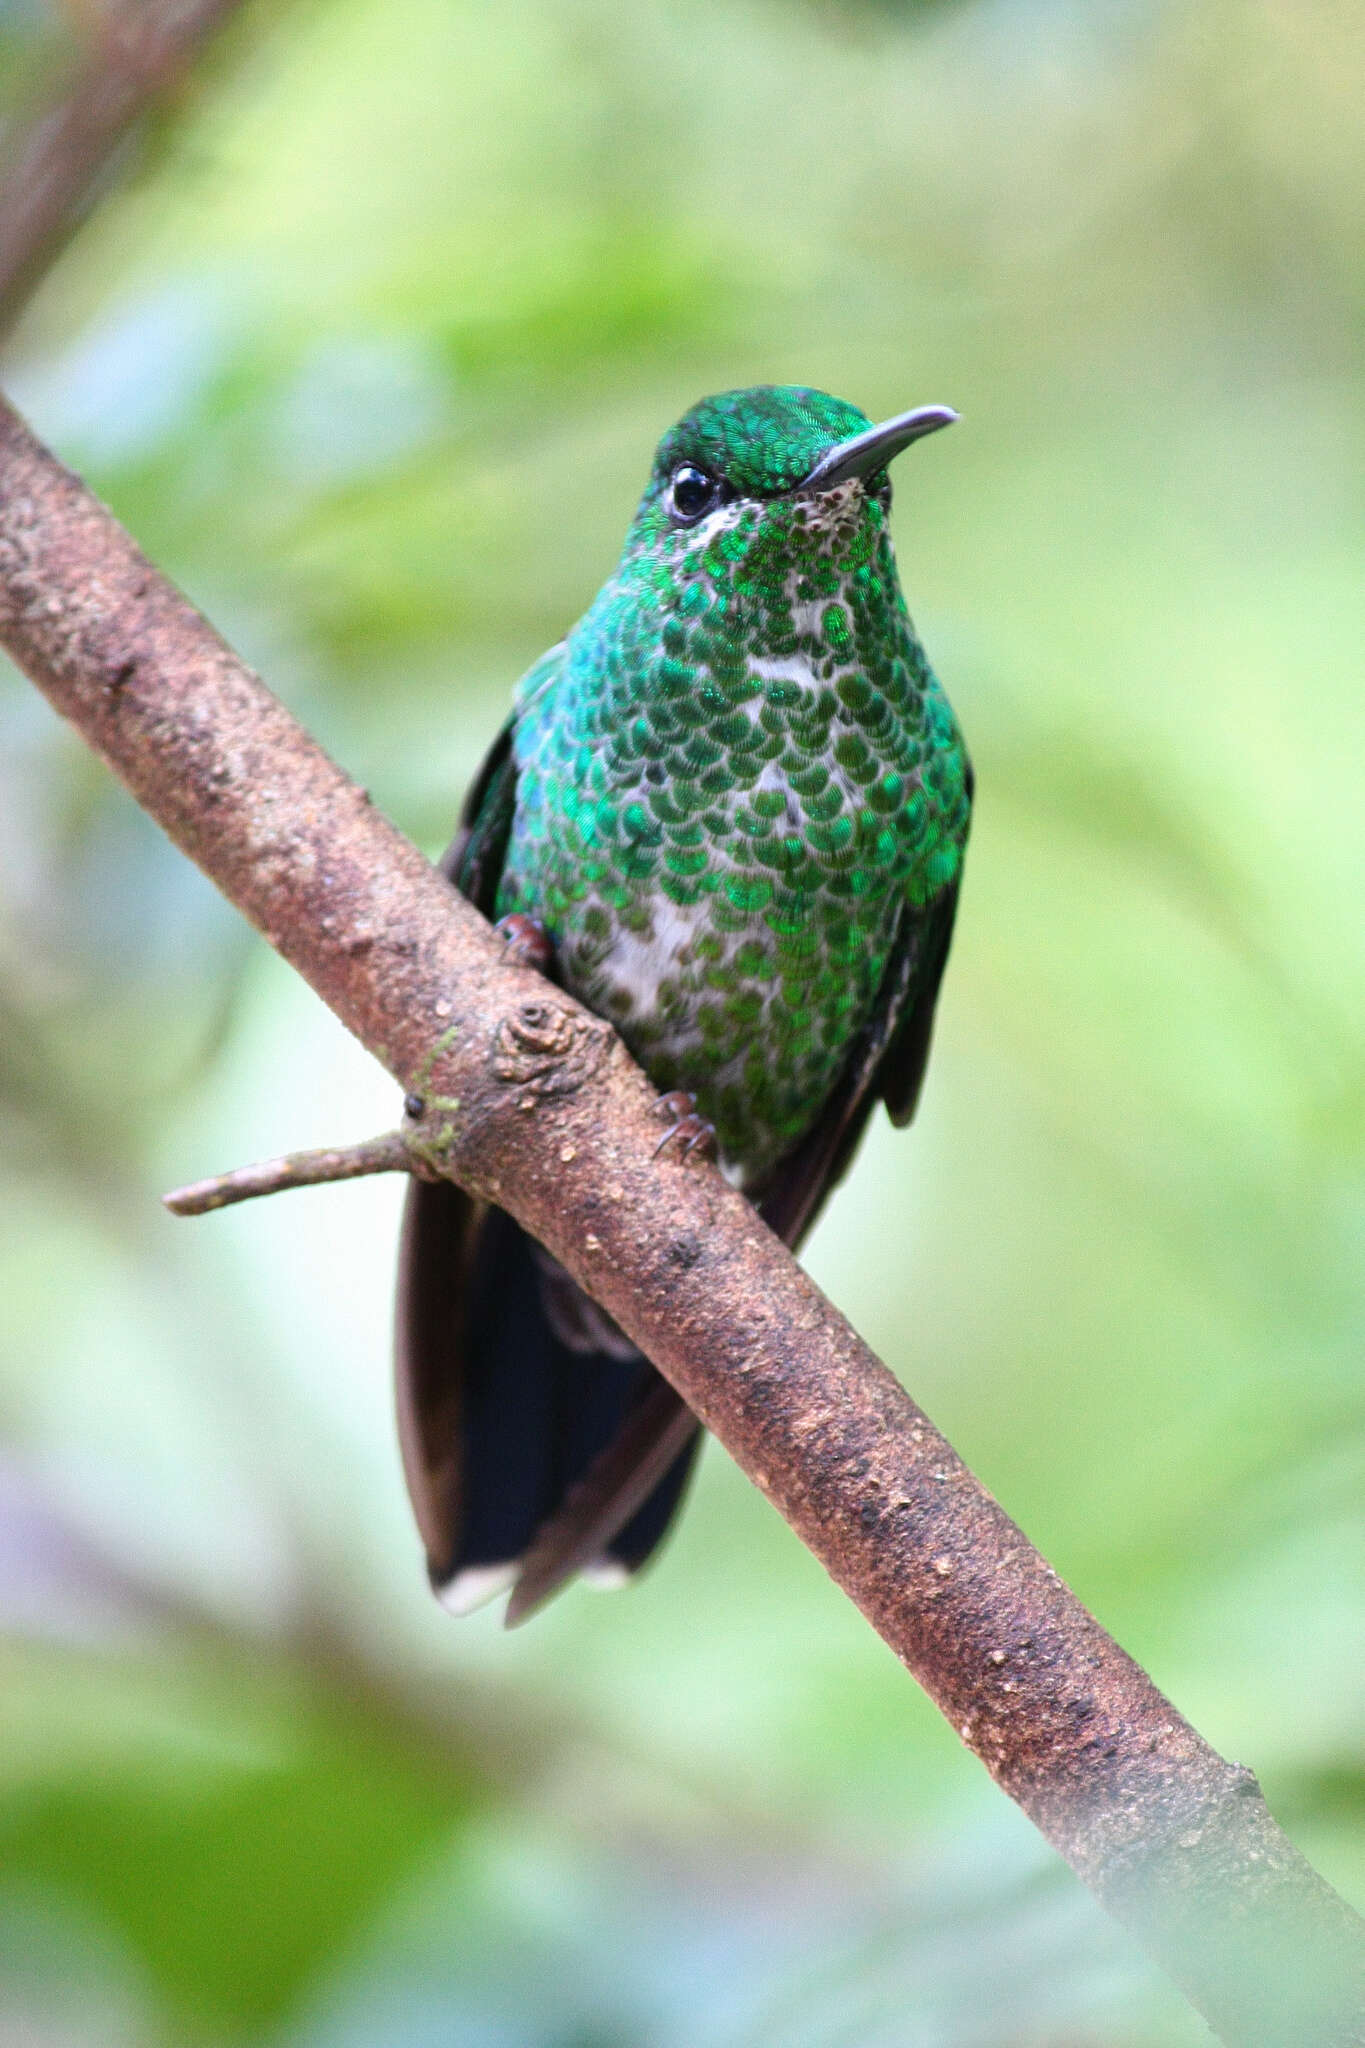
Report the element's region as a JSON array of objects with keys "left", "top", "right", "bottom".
[{"left": 681, "top": 499, "right": 749, "bottom": 550}]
